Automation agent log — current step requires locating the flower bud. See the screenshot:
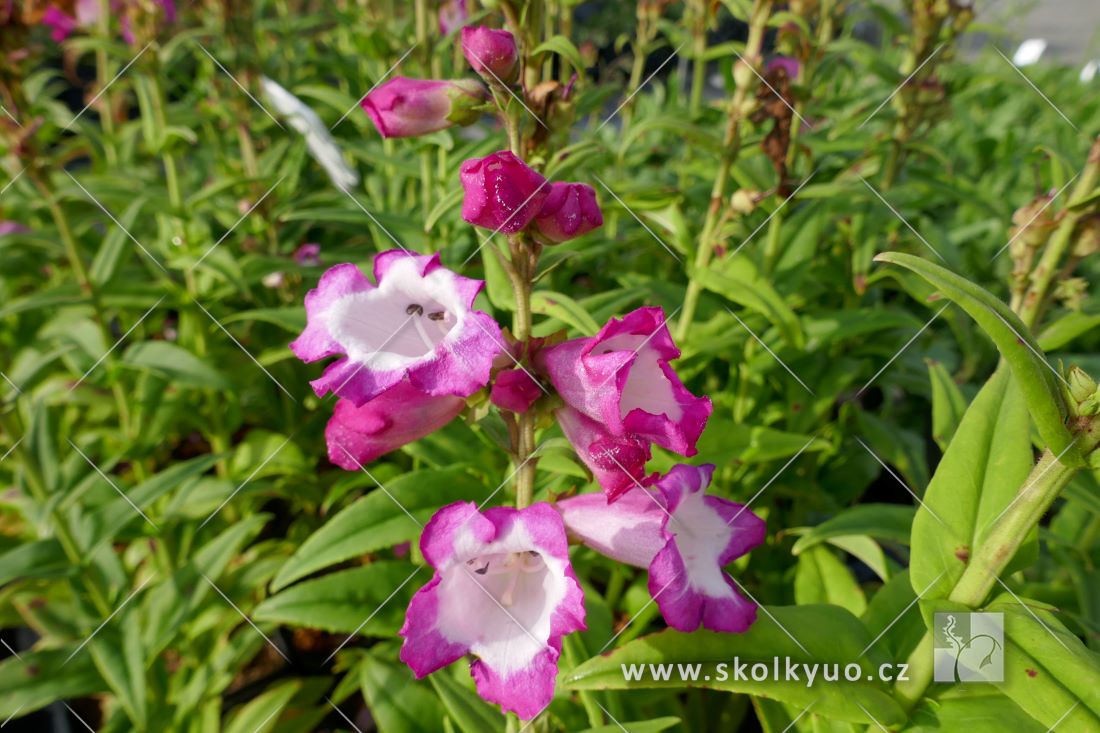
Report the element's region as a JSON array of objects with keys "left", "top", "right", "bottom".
[
  {"left": 459, "top": 151, "right": 550, "bottom": 233},
  {"left": 362, "top": 77, "right": 487, "bottom": 138},
  {"left": 461, "top": 26, "right": 519, "bottom": 85},
  {"left": 1068, "top": 366, "right": 1097, "bottom": 403},
  {"left": 730, "top": 189, "right": 759, "bottom": 215},
  {"left": 1073, "top": 215, "right": 1100, "bottom": 258},
  {"left": 437, "top": 0, "right": 468, "bottom": 35},
  {"left": 532, "top": 182, "right": 603, "bottom": 243}
]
